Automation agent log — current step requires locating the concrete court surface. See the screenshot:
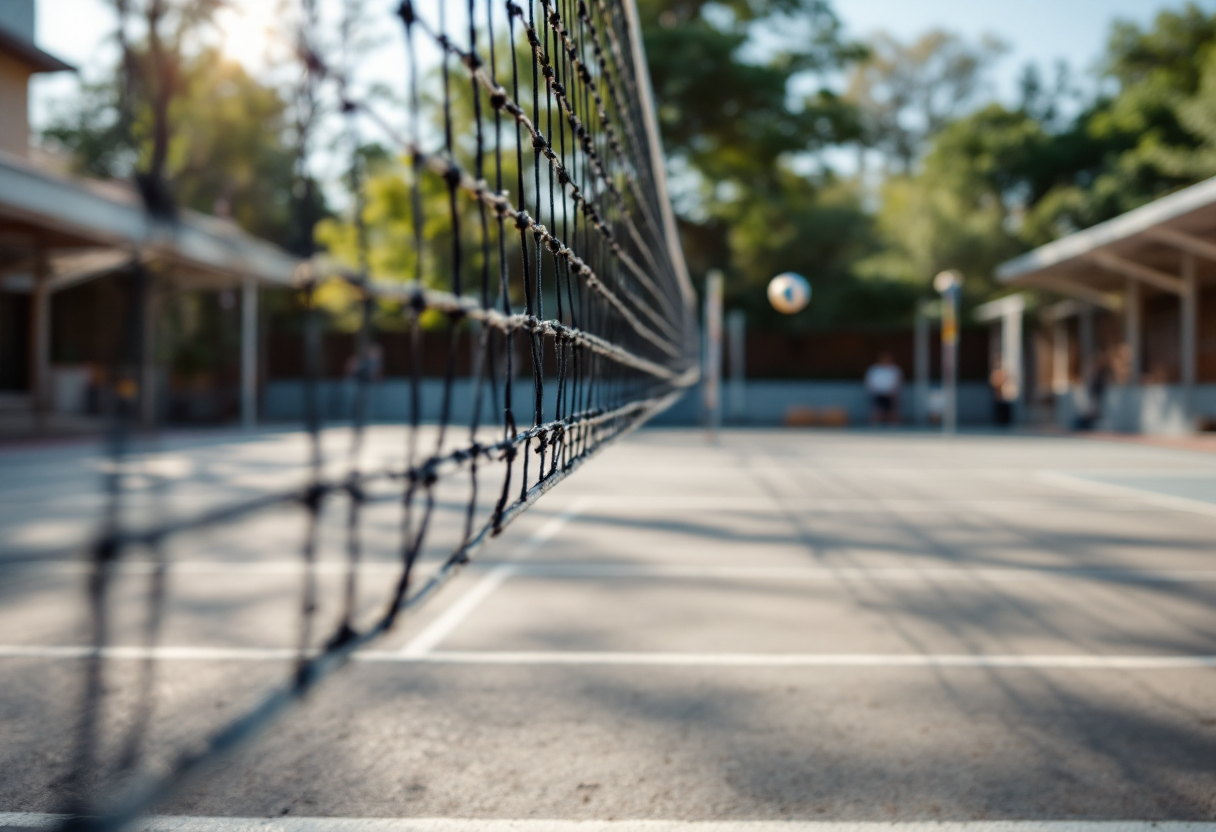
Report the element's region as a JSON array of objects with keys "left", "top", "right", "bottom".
[{"left": 2, "top": 428, "right": 1216, "bottom": 824}]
